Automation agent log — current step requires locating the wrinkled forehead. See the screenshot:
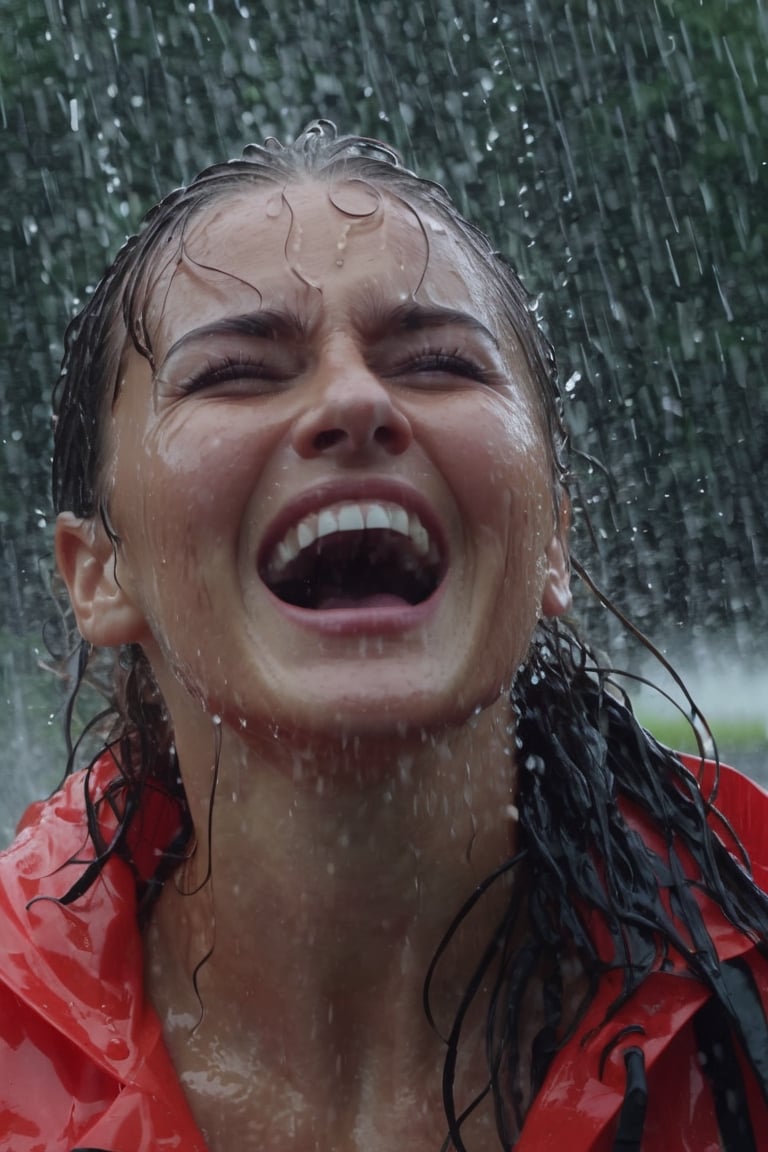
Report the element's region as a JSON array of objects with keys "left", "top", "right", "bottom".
[{"left": 141, "top": 179, "right": 507, "bottom": 358}]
